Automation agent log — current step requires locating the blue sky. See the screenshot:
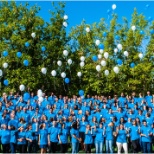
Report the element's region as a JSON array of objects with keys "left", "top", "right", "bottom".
[
  {"left": 17, "top": 1, "right": 154, "bottom": 32},
  {"left": 16, "top": 1, "right": 152, "bottom": 52}
]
